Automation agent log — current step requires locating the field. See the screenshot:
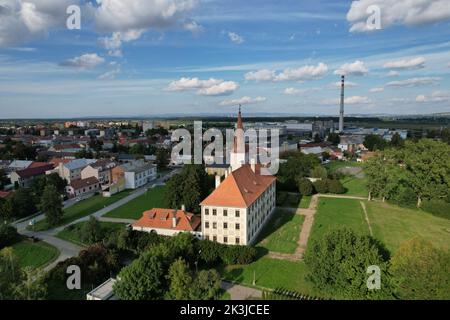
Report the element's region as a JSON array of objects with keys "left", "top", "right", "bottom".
[
  {"left": 309, "top": 198, "right": 369, "bottom": 246},
  {"left": 277, "top": 192, "right": 311, "bottom": 209},
  {"left": 256, "top": 210, "right": 304, "bottom": 254},
  {"left": 220, "top": 258, "right": 322, "bottom": 297},
  {"left": 366, "top": 201, "right": 450, "bottom": 253},
  {"left": 56, "top": 221, "right": 126, "bottom": 246},
  {"left": 103, "top": 186, "right": 167, "bottom": 219},
  {"left": 341, "top": 176, "right": 369, "bottom": 197},
  {"left": 11, "top": 240, "right": 59, "bottom": 269},
  {"left": 32, "top": 190, "right": 132, "bottom": 231}
]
